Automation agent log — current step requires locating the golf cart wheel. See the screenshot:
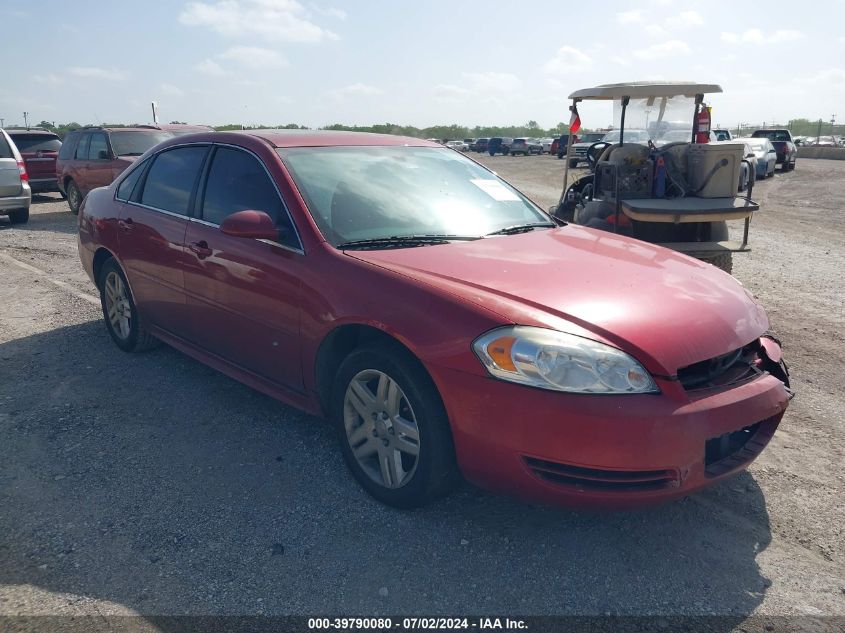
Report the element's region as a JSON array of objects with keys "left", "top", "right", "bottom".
[{"left": 701, "top": 253, "right": 733, "bottom": 274}]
